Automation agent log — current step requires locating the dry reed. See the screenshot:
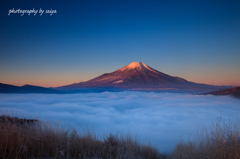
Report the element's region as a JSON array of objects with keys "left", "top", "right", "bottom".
[
  {"left": 171, "top": 118, "right": 240, "bottom": 159},
  {"left": 0, "top": 112, "right": 166, "bottom": 159}
]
